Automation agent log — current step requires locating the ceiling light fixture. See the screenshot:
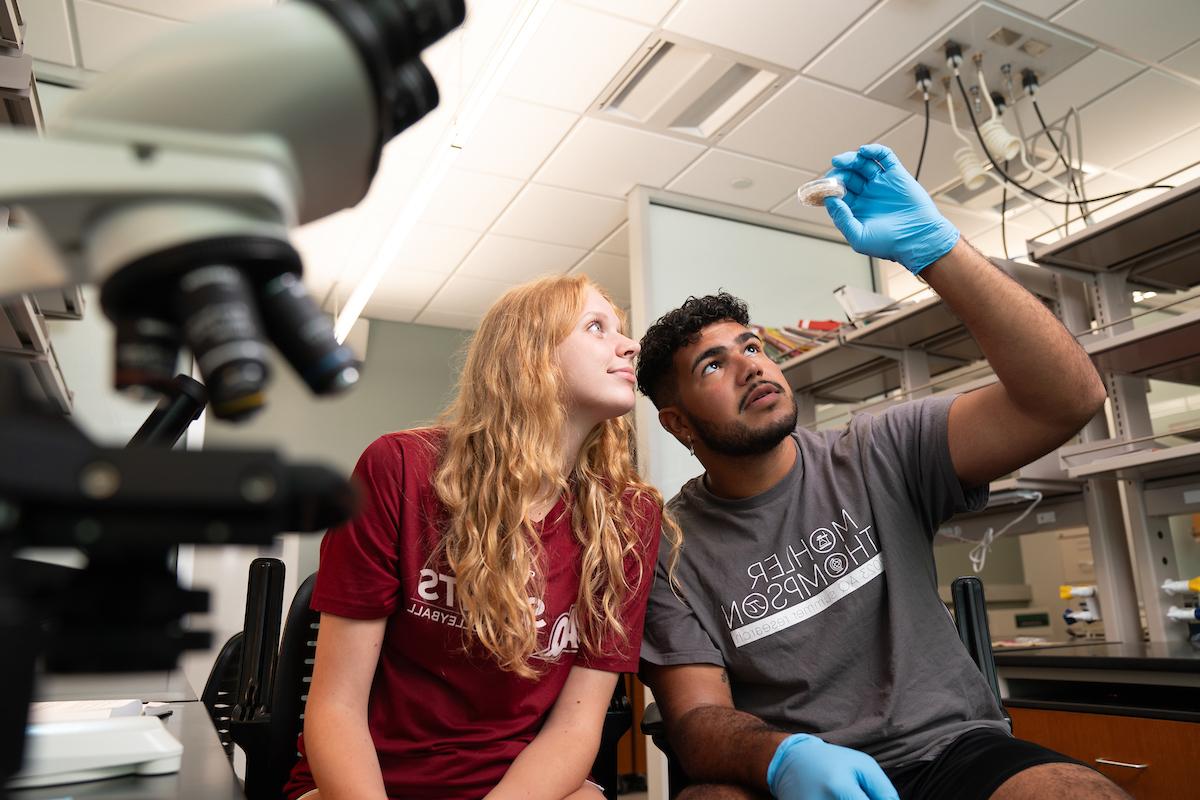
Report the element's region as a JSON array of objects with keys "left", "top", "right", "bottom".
[{"left": 332, "top": 0, "right": 556, "bottom": 342}]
